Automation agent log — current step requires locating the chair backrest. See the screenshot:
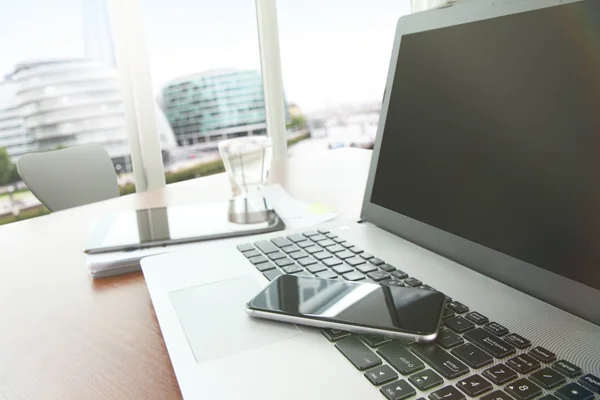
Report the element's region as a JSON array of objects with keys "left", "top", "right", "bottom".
[{"left": 17, "top": 144, "right": 120, "bottom": 212}]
